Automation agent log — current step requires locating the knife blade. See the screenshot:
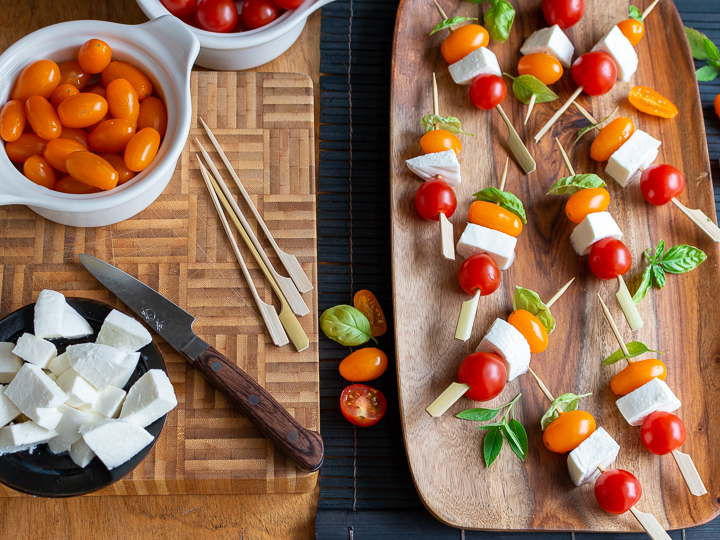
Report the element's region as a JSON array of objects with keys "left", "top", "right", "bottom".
[{"left": 79, "top": 254, "right": 323, "bottom": 472}]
